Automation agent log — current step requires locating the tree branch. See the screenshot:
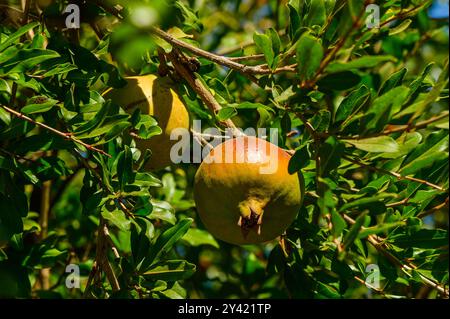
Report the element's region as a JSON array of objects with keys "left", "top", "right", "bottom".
[
  {"left": 338, "top": 111, "right": 449, "bottom": 139},
  {"left": 1, "top": 104, "right": 111, "bottom": 157},
  {"left": 343, "top": 214, "right": 449, "bottom": 298},
  {"left": 38, "top": 178, "right": 52, "bottom": 290},
  {"left": 343, "top": 156, "right": 446, "bottom": 192},
  {"left": 417, "top": 197, "right": 449, "bottom": 218},
  {"left": 166, "top": 48, "right": 242, "bottom": 135},
  {"left": 150, "top": 27, "right": 295, "bottom": 76}
]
